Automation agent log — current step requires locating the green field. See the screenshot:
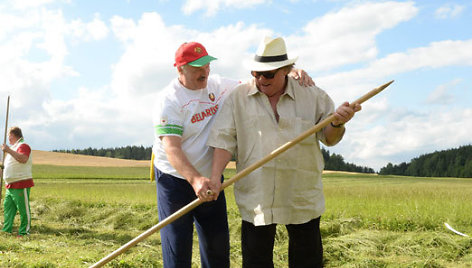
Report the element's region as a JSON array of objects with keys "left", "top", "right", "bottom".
[{"left": 1, "top": 165, "right": 472, "bottom": 267}]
